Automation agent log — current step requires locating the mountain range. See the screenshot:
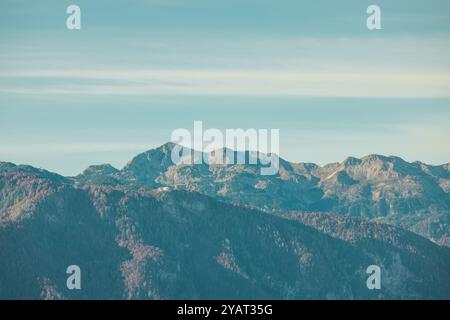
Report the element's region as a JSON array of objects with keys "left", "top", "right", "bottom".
[
  {"left": 0, "top": 143, "right": 449, "bottom": 299},
  {"left": 77, "top": 142, "right": 450, "bottom": 246}
]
